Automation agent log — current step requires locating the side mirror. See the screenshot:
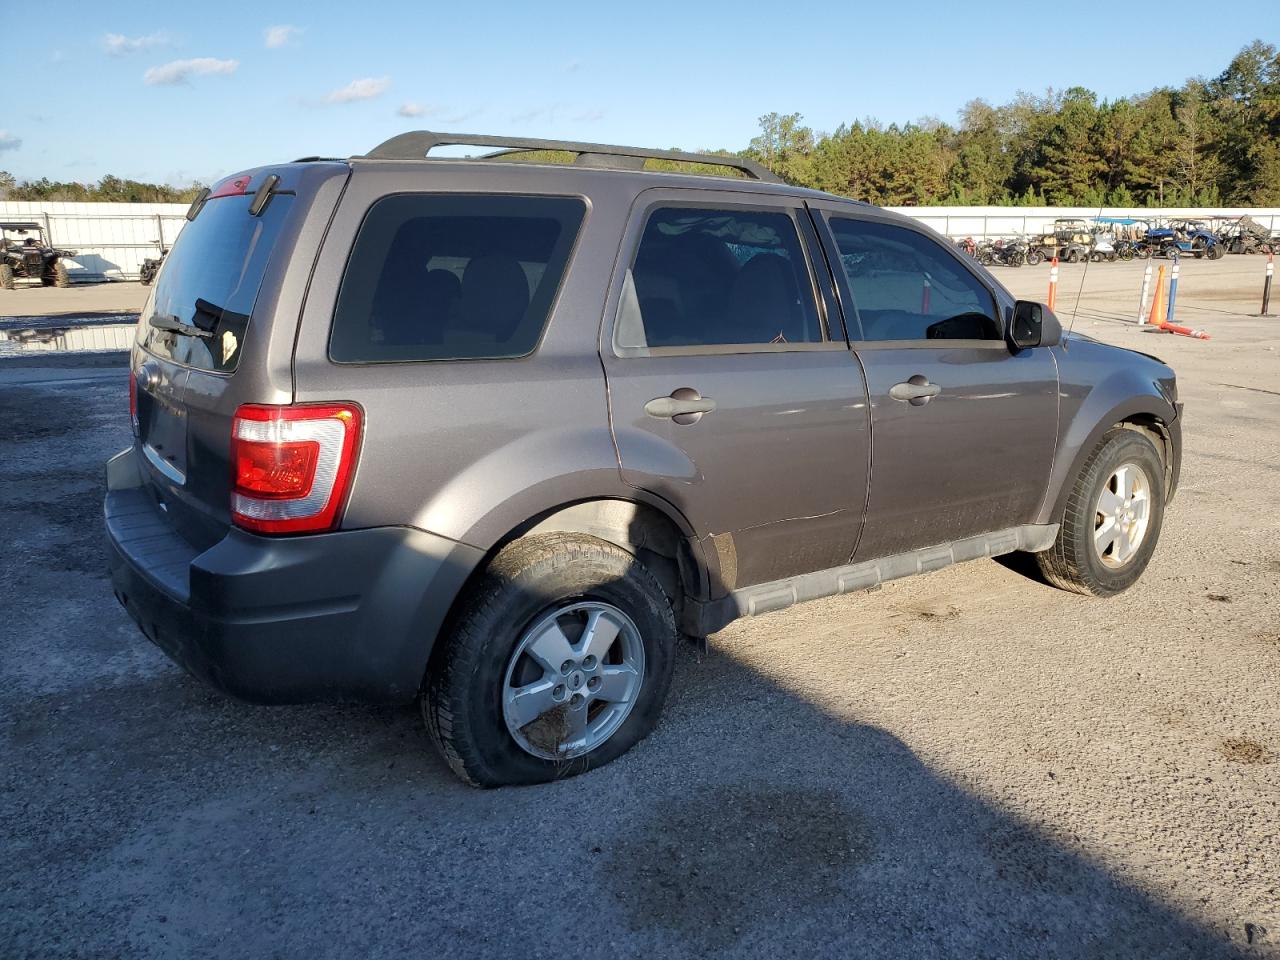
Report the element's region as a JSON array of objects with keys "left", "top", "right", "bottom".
[{"left": 1009, "top": 300, "right": 1061, "bottom": 349}]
